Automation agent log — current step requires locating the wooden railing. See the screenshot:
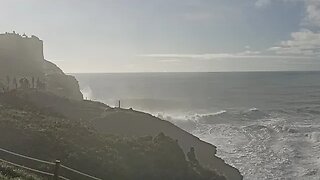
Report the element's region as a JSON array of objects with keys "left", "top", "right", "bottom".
[{"left": 0, "top": 147, "right": 103, "bottom": 180}]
